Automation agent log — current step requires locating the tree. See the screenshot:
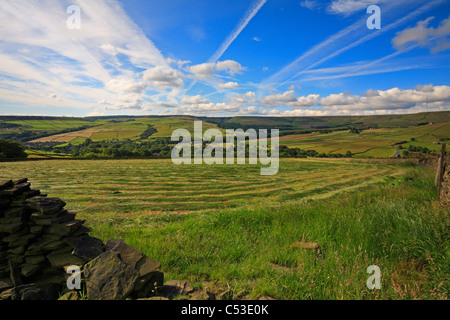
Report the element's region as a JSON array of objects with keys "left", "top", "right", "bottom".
[{"left": 0, "top": 139, "right": 28, "bottom": 159}]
